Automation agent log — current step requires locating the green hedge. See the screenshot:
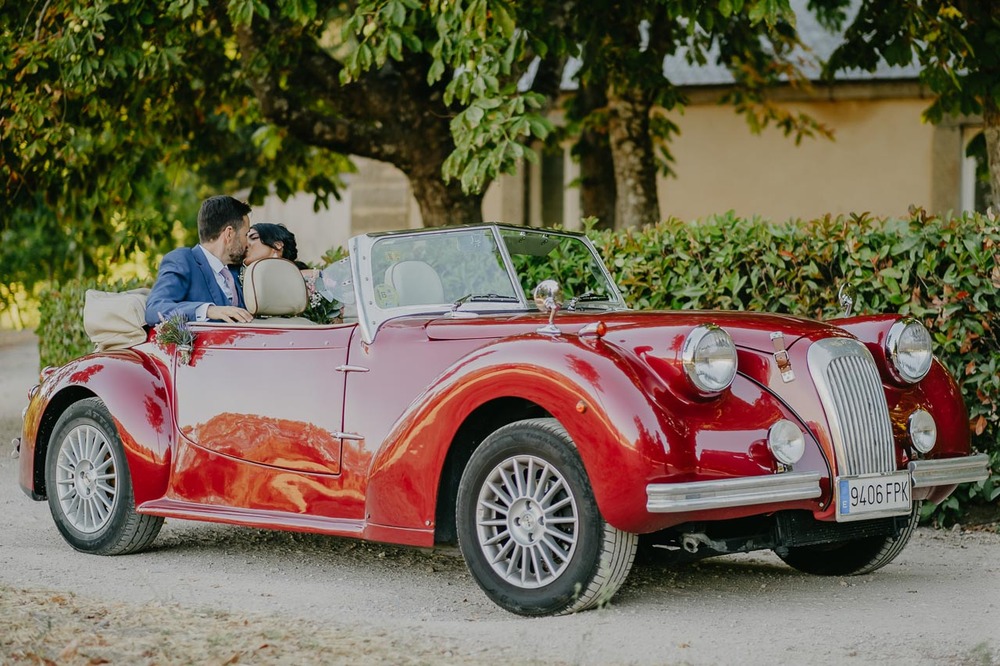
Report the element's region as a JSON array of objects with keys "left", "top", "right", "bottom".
[
  {"left": 589, "top": 210, "right": 999, "bottom": 524},
  {"left": 36, "top": 210, "right": 997, "bottom": 523}
]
